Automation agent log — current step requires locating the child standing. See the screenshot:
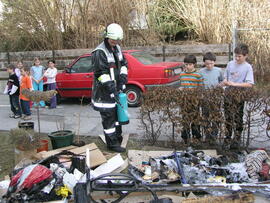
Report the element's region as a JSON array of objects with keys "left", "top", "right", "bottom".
[
  {"left": 15, "top": 61, "right": 23, "bottom": 81},
  {"left": 43, "top": 60, "right": 58, "bottom": 109},
  {"left": 31, "top": 57, "right": 45, "bottom": 107},
  {"left": 199, "top": 52, "right": 224, "bottom": 142},
  {"left": 179, "top": 55, "right": 203, "bottom": 144},
  {"left": 20, "top": 66, "right": 32, "bottom": 120},
  {"left": 6, "top": 64, "right": 21, "bottom": 119},
  {"left": 199, "top": 52, "right": 224, "bottom": 88},
  {"left": 221, "top": 43, "right": 254, "bottom": 147}
]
